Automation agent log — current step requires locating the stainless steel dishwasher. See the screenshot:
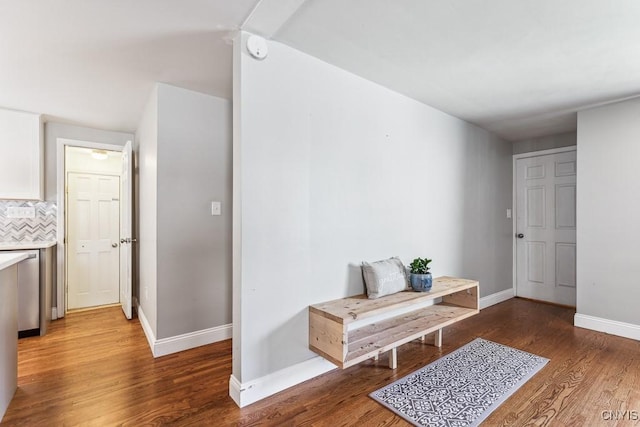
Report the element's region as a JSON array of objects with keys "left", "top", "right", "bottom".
[
  {"left": 0, "top": 246, "right": 54, "bottom": 338},
  {"left": 15, "top": 249, "right": 40, "bottom": 337}
]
